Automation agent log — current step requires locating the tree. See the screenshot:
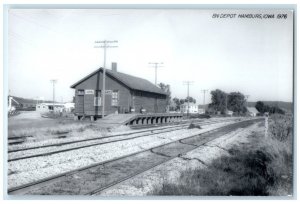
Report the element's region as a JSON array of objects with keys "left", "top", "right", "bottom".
[
  {"left": 185, "top": 96, "right": 196, "bottom": 104},
  {"left": 172, "top": 96, "right": 196, "bottom": 112},
  {"left": 255, "top": 101, "right": 285, "bottom": 115},
  {"left": 255, "top": 101, "right": 265, "bottom": 113},
  {"left": 227, "top": 92, "right": 247, "bottom": 114},
  {"left": 269, "top": 106, "right": 285, "bottom": 114},
  {"left": 172, "top": 97, "right": 181, "bottom": 111},
  {"left": 209, "top": 89, "right": 227, "bottom": 114},
  {"left": 158, "top": 83, "right": 171, "bottom": 107},
  {"left": 179, "top": 99, "right": 185, "bottom": 105}
]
